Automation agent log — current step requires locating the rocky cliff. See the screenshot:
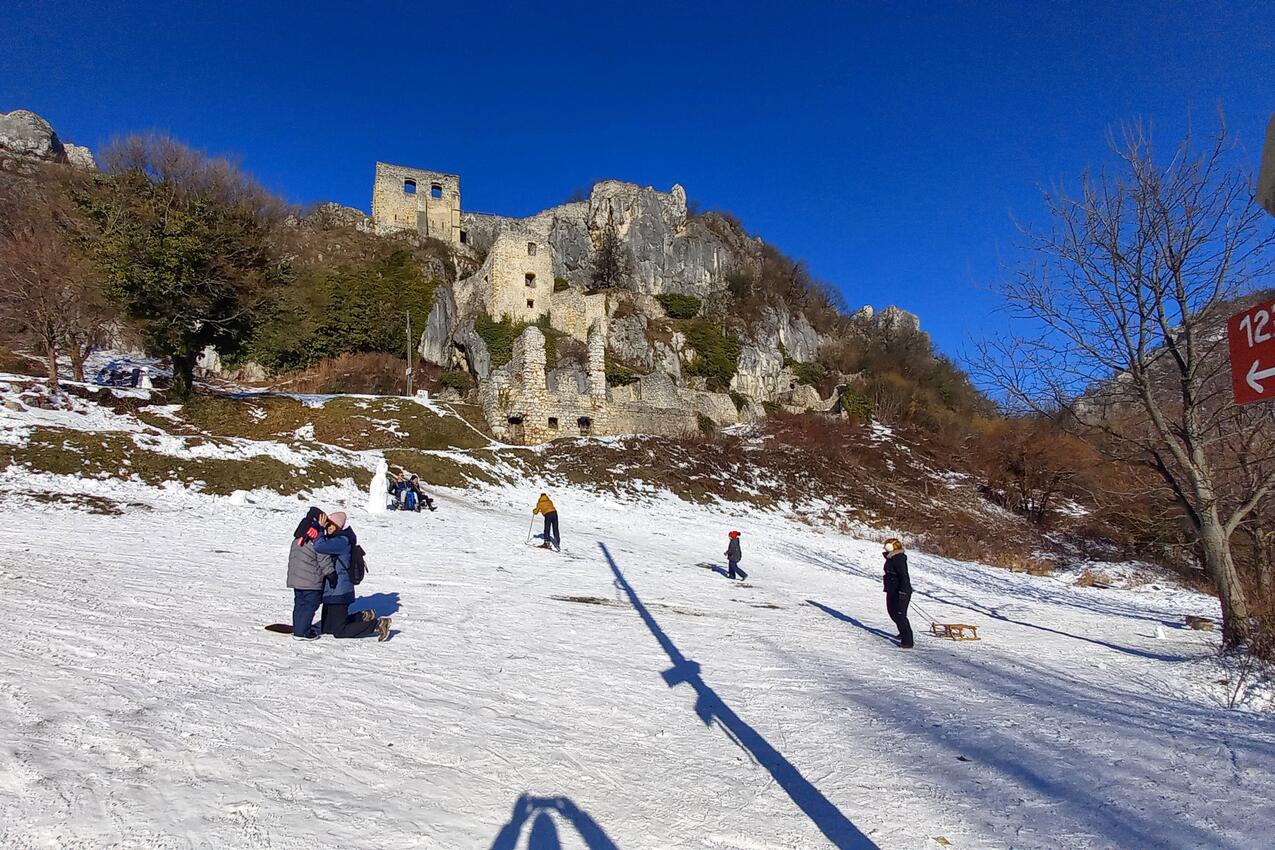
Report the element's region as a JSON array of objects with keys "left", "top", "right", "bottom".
[{"left": 0, "top": 109, "right": 96, "bottom": 172}]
